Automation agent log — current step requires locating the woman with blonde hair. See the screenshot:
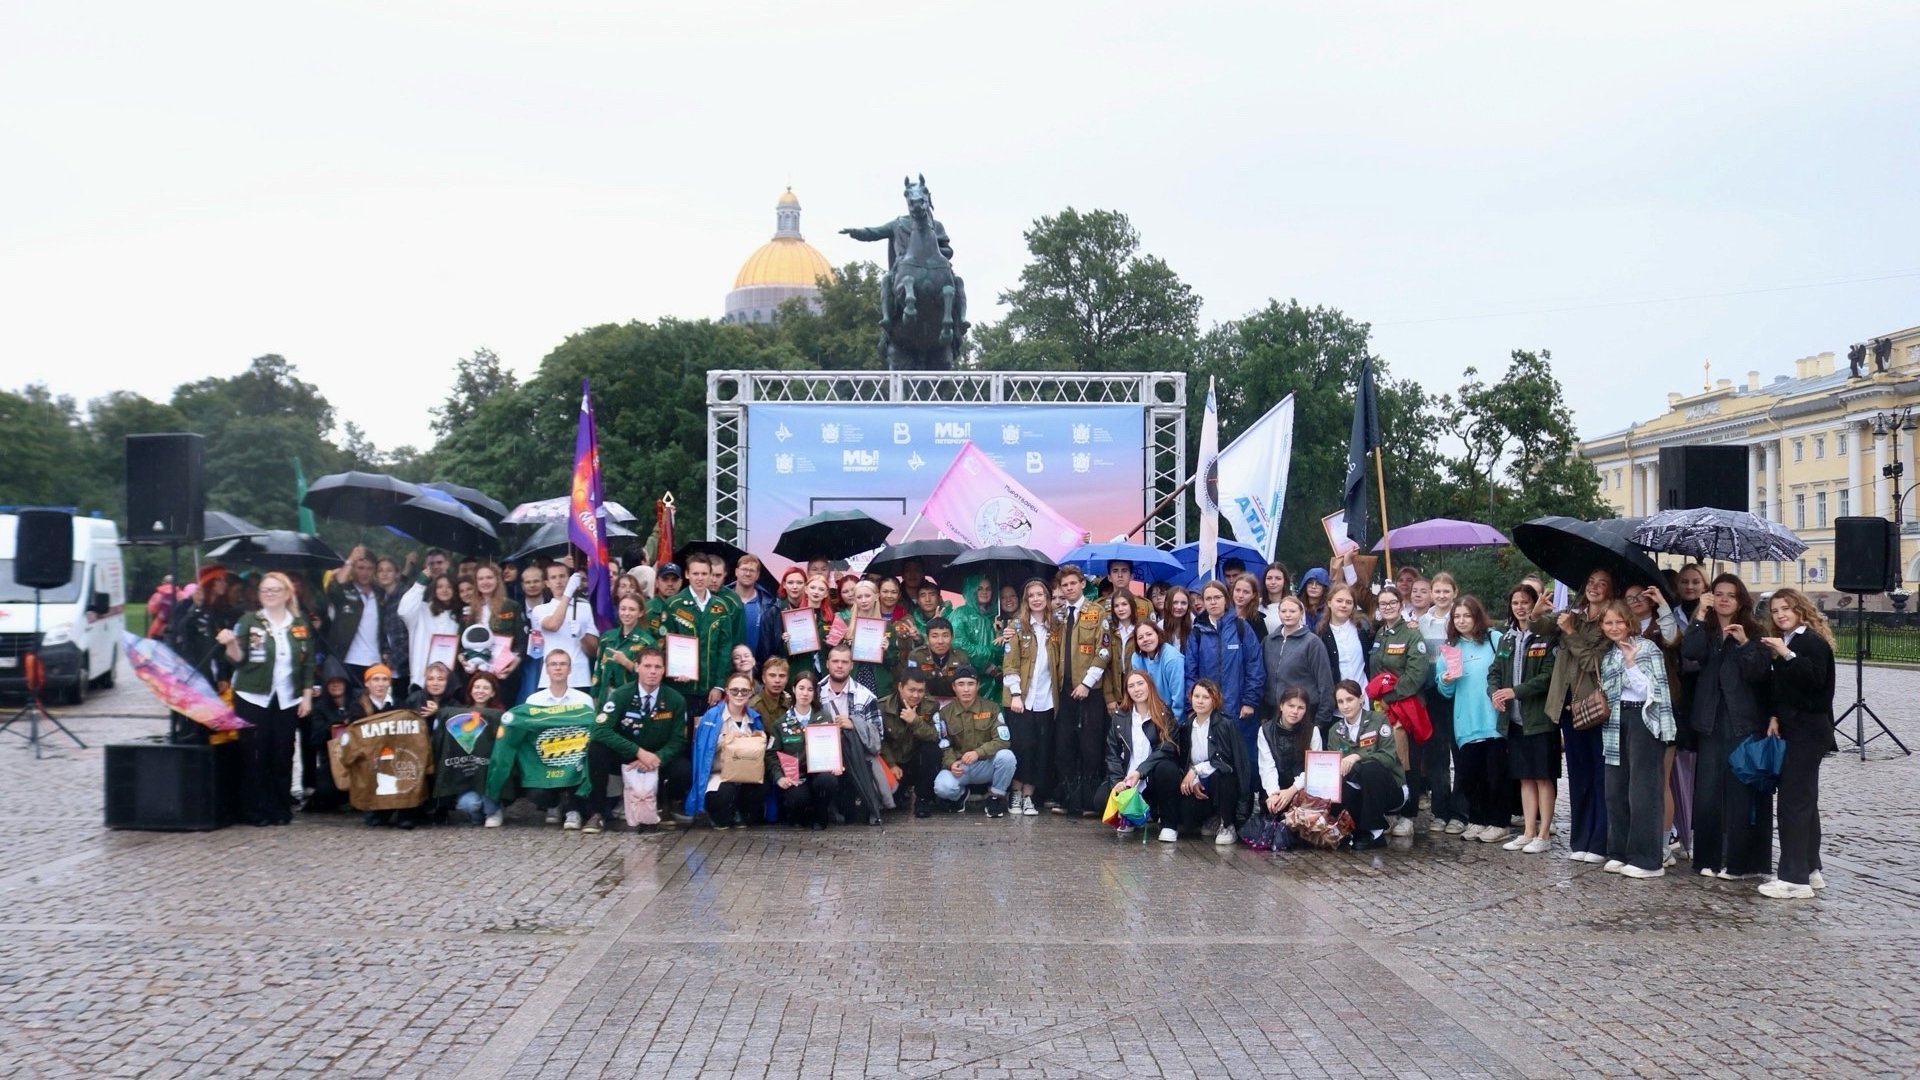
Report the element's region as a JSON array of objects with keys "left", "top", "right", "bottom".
[
  {"left": 1756, "top": 588, "right": 1837, "bottom": 899},
  {"left": 219, "top": 571, "right": 315, "bottom": 827}
]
